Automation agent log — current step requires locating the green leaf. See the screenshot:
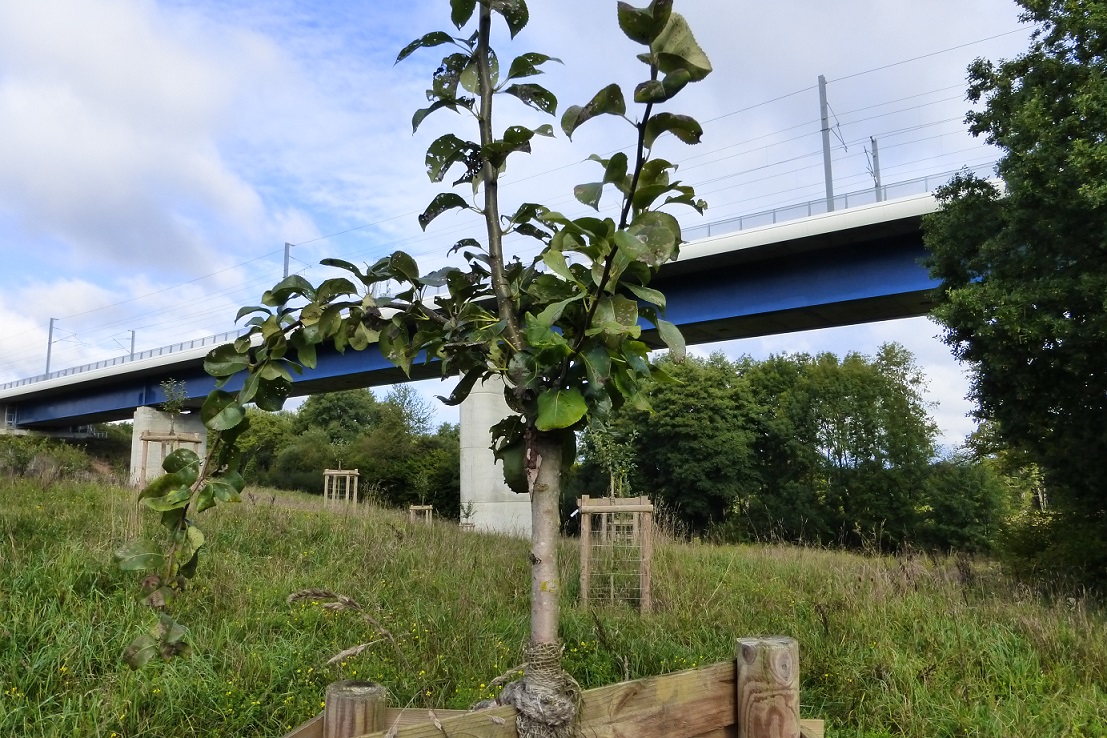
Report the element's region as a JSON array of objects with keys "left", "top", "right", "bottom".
[
  {"left": 657, "top": 318, "right": 686, "bottom": 361},
  {"left": 290, "top": 333, "right": 317, "bottom": 370},
  {"left": 235, "top": 305, "right": 269, "bottom": 322},
  {"left": 162, "top": 447, "right": 199, "bottom": 476},
  {"left": 561, "top": 83, "right": 626, "bottom": 140},
  {"left": 506, "top": 52, "right": 560, "bottom": 81},
  {"left": 617, "top": 211, "right": 682, "bottom": 266},
  {"left": 542, "top": 249, "right": 579, "bottom": 284},
  {"left": 396, "top": 31, "right": 455, "bottom": 64},
  {"left": 535, "top": 388, "right": 588, "bottom": 431},
  {"left": 651, "top": 12, "right": 712, "bottom": 82},
  {"left": 535, "top": 293, "right": 584, "bottom": 326},
  {"left": 617, "top": 0, "right": 673, "bottom": 44},
  {"left": 424, "top": 133, "right": 476, "bottom": 184},
  {"left": 114, "top": 540, "right": 166, "bottom": 573},
  {"left": 261, "top": 274, "right": 315, "bottom": 307},
  {"left": 419, "top": 193, "right": 470, "bottom": 230},
  {"left": 195, "top": 483, "right": 216, "bottom": 513},
  {"left": 643, "top": 112, "right": 704, "bottom": 148},
  {"left": 388, "top": 251, "right": 421, "bottom": 283},
  {"left": 624, "top": 282, "right": 666, "bottom": 309},
  {"left": 412, "top": 99, "right": 462, "bottom": 133},
  {"left": 574, "top": 182, "right": 604, "bottom": 210},
  {"left": 503, "top": 84, "right": 558, "bottom": 115},
  {"left": 201, "top": 390, "right": 245, "bottom": 432},
  {"left": 206, "top": 478, "right": 239, "bottom": 504},
  {"left": 142, "top": 486, "right": 191, "bottom": 512},
  {"left": 582, "top": 344, "right": 612, "bottom": 385},
  {"left": 438, "top": 368, "right": 486, "bottom": 406},
  {"left": 253, "top": 377, "right": 290, "bottom": 412},
  {"left": 489, "top": 0, "right": 529, "bottom": 37},
  {"left": 493, "top": 437, "right": 528, "bottom": 495},
  {"left": 450, "top": 0, "right": 476, "bottom": 28}
]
